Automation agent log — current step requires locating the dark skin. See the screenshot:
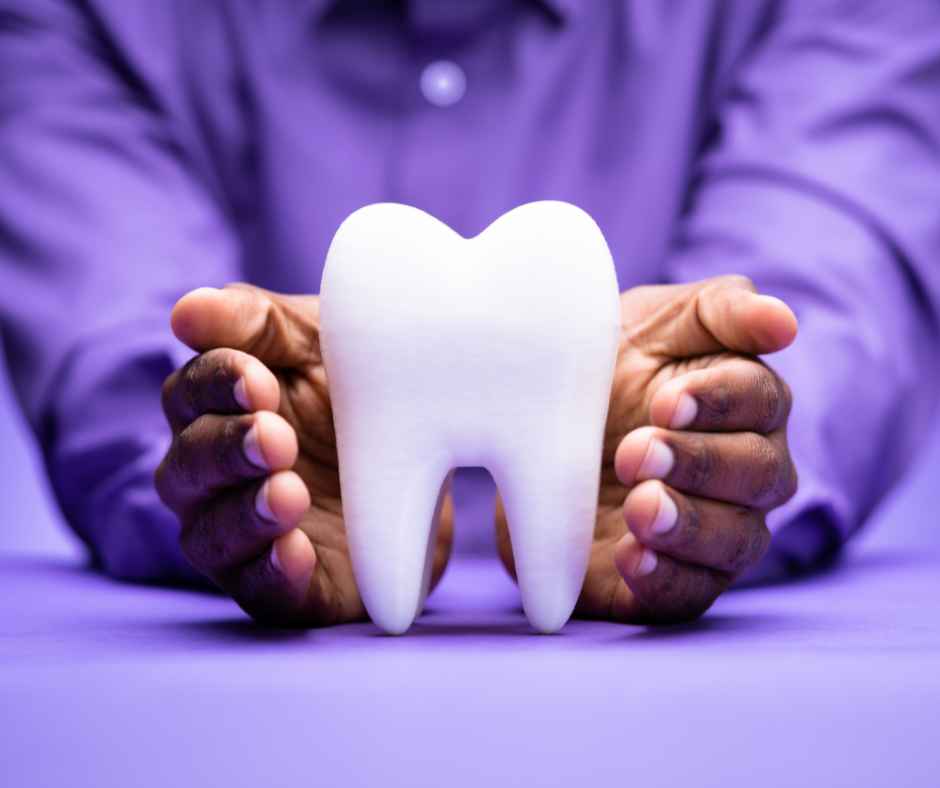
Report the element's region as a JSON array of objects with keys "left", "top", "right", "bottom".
[
  {"left": 157, "top": 275, "right": 797, "bottom": 626},
  {"left": 157, "top": 284, "right": 453, "bottom": 626},
  {"left": 498, "top": 276, "right": 798, "bottom": 623}
]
